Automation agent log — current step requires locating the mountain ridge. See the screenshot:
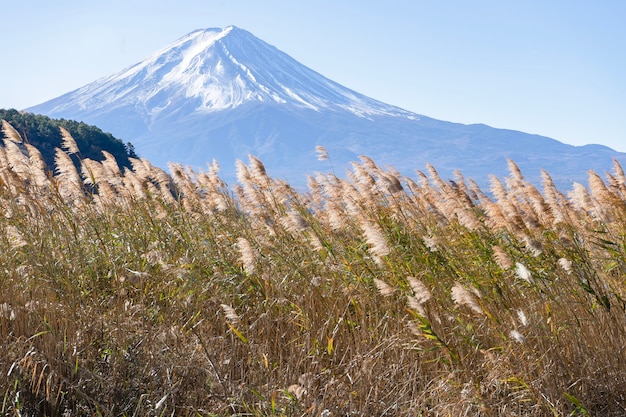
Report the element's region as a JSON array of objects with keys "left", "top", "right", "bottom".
[
  {"left": 35, "top": 26, "right": 414, "bottom": 119},
  {"left": 27, "top": 26, "right": 626, "bottom": 189}
]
